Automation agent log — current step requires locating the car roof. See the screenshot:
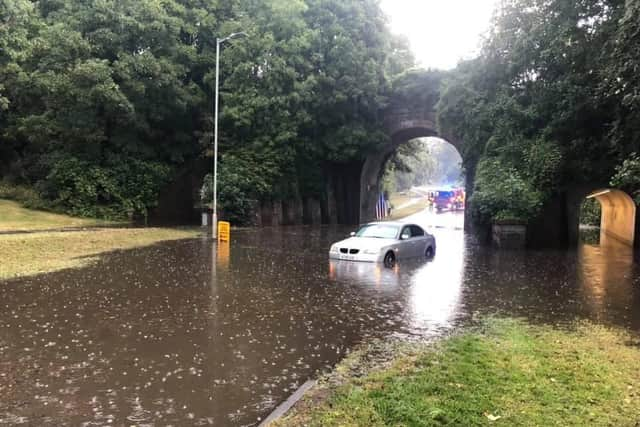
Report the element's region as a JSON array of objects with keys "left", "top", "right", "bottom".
[{"left": 364, "top": 221, "right": 415, "bottom": 227}]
